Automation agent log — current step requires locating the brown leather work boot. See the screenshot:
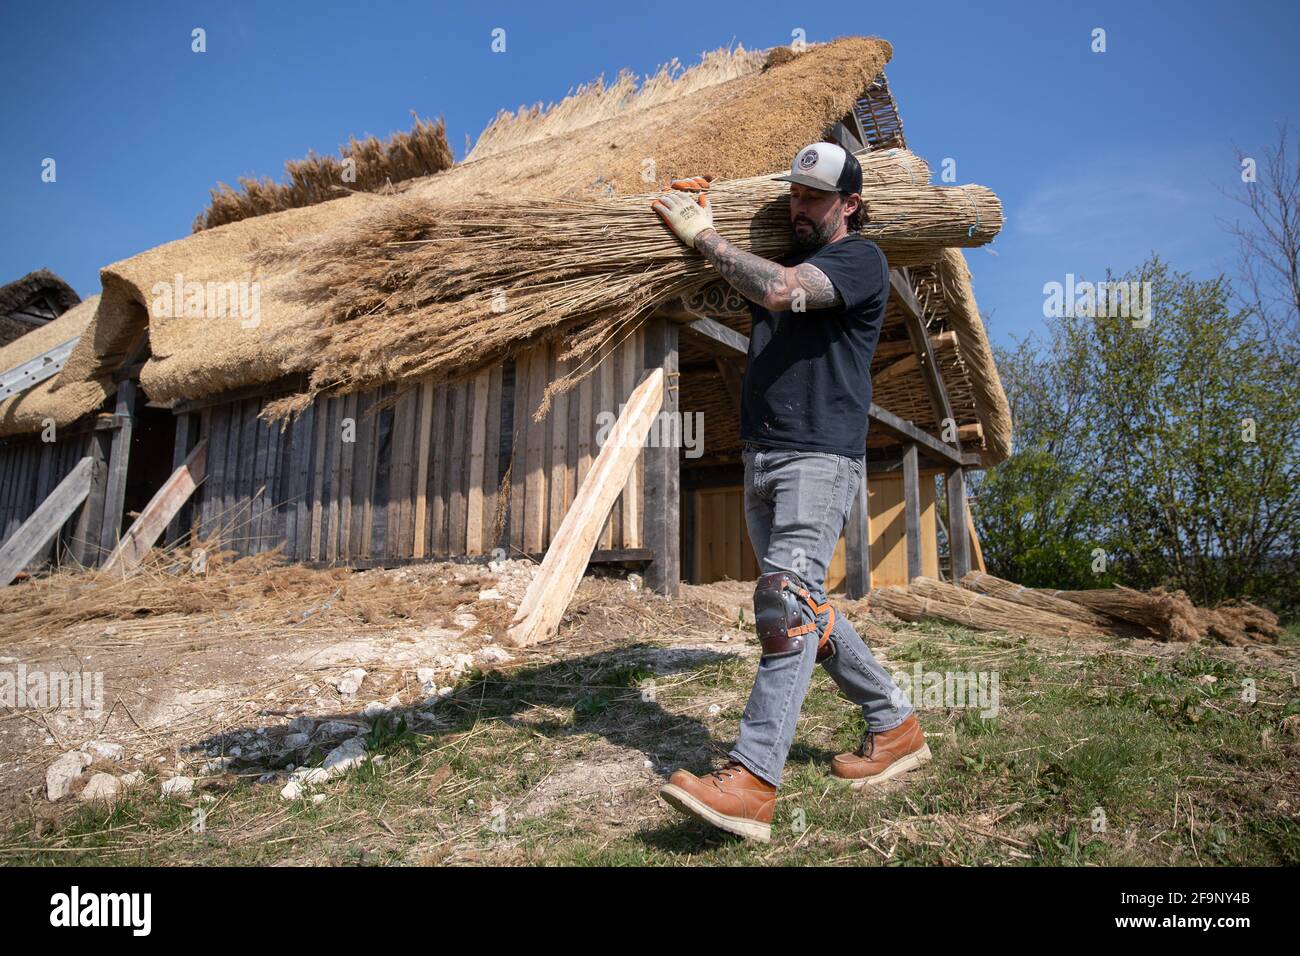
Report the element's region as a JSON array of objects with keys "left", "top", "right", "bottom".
[
  {"left": 659, "top": 761, "right": 776, "bottom": 842},
  {"left": 831, "top": 713, "right": 931, "bottom": 789}
]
